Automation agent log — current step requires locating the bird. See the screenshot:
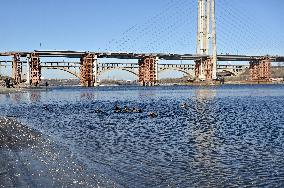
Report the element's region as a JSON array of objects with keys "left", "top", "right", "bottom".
[
  {"left": 123, "top": 106, "right": 130, "bottom": 113},
  {"left": 114, "top": 105, "right": 121, "bottom": 113},
  {"left": 132, "top": 107, "right": 142, "bottom": 113},
  {"left": 95, "top": 108, "right": 103, "bottom": 113},
  {"left": 180, "top": 102, "right": 189, "bottom": 109},
  {"left": 148, "top": 112, "right": 158, "bottom": 118}
]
